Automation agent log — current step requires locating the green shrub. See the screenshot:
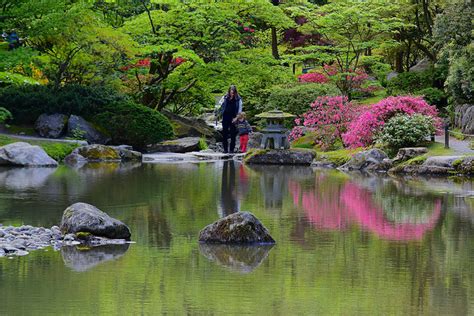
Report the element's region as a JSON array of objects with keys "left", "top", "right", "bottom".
[
  {"left": 0, "top": 84, "right": 129, "bottom": 124},
  {"left": 0, "top": 71, "right": 40, "bottom": 87},
  {"left": 266, "top": 83, "right": 339, "bottom": 116},
  {"left": 40, "top": 143, "right": 80, "bottom": 161},
  {"left": 416, "top": 87, "right": 446, "bottom": 107},
  {"left": 446, "top": 44, "right": 474, "bottom": 104},
  {"left": 93, "top": 101, "right": 174, "bottom": 149},
  {"left": 374, "top": 114, "right": 435, "bottom": 149},
  {"left": 0, "top": 107, "right": 12, "bottom": 124}
]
